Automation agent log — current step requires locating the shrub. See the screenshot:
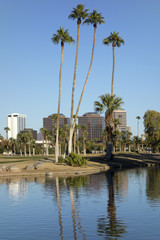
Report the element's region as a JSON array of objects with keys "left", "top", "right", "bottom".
[
  {"left": 66, "top": 153, "right": 87, "bottom": 167},
  {"left": 58, "top": 156, "right": 65, "bottom": 163}
]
